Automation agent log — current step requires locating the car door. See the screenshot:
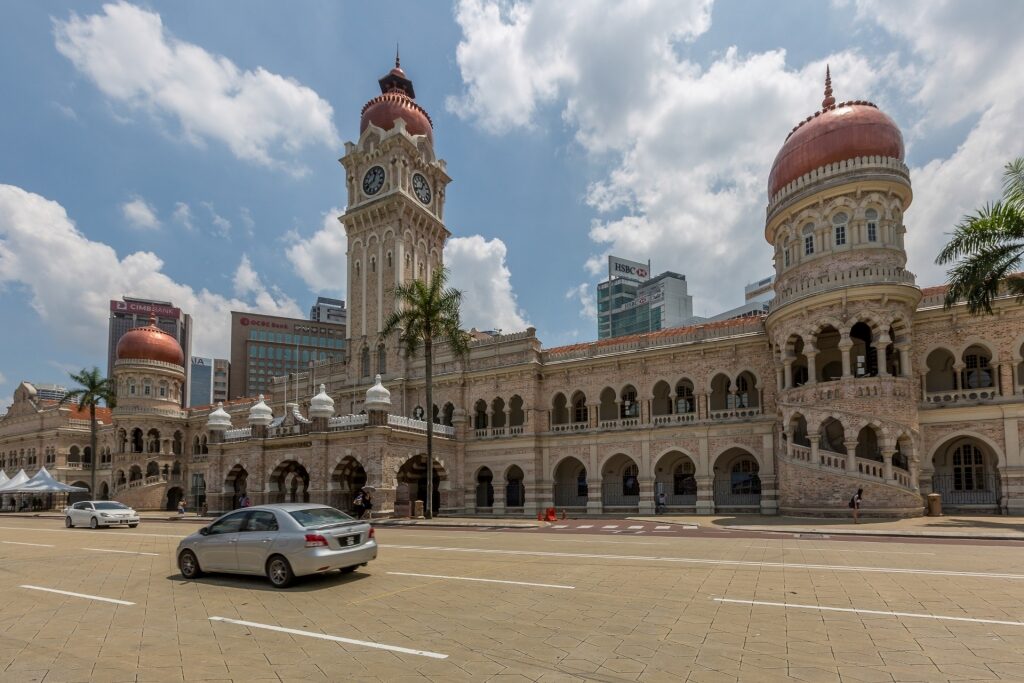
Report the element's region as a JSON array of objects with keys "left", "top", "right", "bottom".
[
  {"left": 74, "top": 502, "right": 94, "bottom": 525},
  {"left": 196, "top": 511, "right": 248, "bottom": 571},
  {"left": 234, "top": 510, "right": 280, "bottom": 574}
]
